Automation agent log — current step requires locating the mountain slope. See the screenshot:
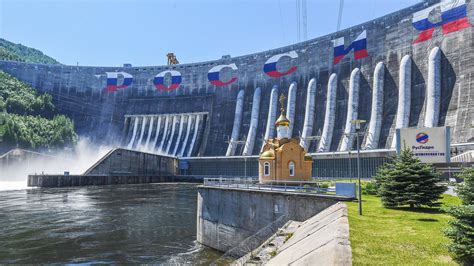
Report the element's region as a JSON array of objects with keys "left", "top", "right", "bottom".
[
  {"left": 0, "top": 38, "right": 60, "bottom": 64},
  {"left": 0, "top": 71, "right": 76, "bottom": 151}
]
